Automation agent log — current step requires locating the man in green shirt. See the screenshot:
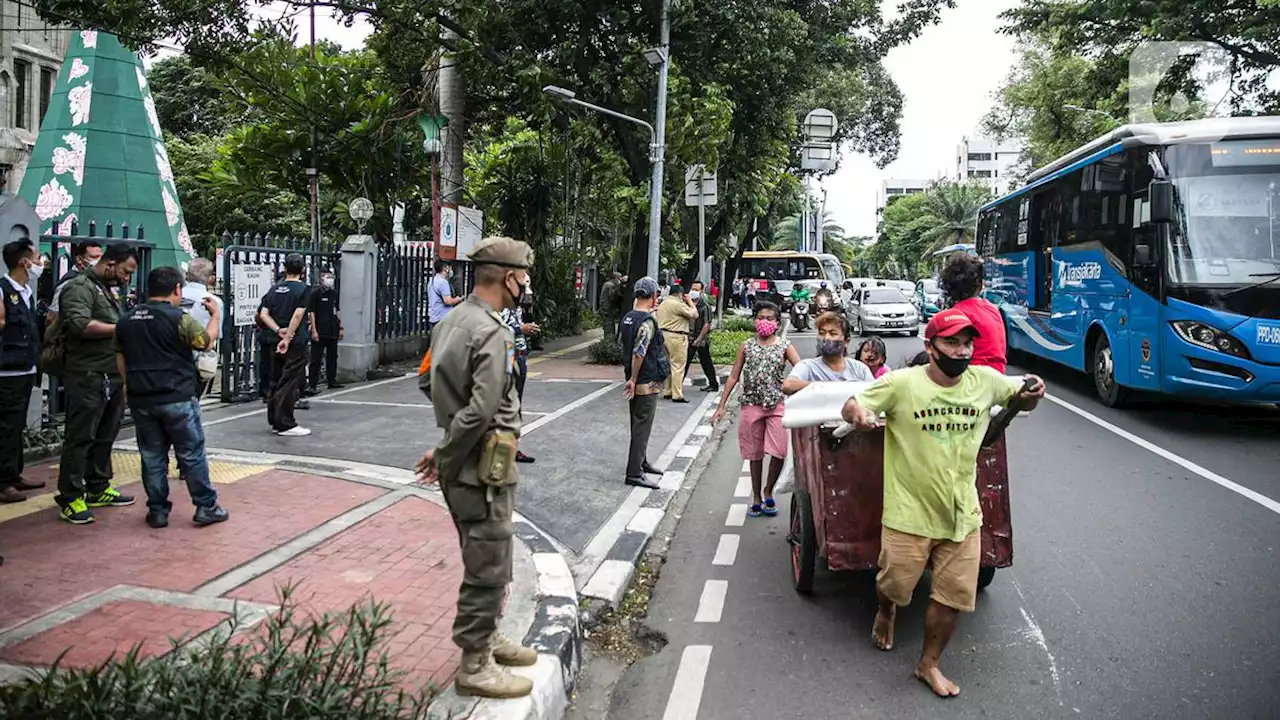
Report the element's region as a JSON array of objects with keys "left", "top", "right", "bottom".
[{"left": 841, "top": 309, "right": 1044, "bottom": 699}]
